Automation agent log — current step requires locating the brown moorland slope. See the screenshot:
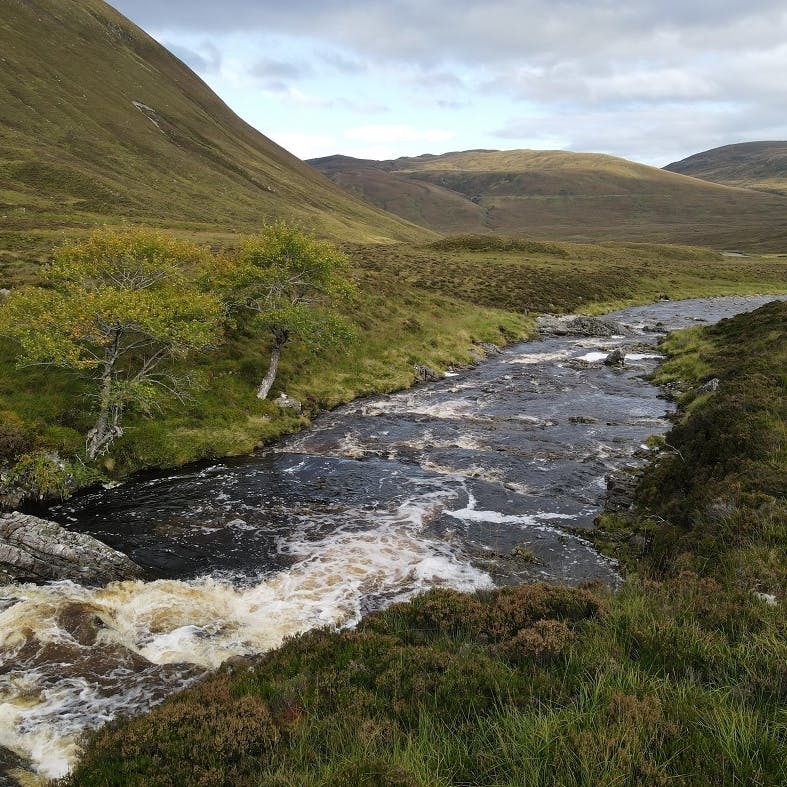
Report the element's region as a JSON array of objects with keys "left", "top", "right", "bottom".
[
  {"left": 310, "top": 149, "right": 787, "bottom": 251},
  {"left": 665, "top": 141, "right": 787, "bottom": 195},
  {"left": 0, "top": 0, "right": 432, "bottom": 280}
]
